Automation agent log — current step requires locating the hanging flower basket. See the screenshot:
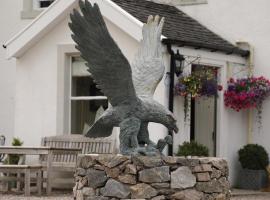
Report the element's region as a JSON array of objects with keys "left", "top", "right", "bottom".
[
  {"left": 175, "top": 67, "right": 222, "bottom": 121},
  {"left": 224, "top": 76, "right": 270, "bottom": 127},
  {"left": 224, "top": 76, "right": 270, "bottom": 111}
]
